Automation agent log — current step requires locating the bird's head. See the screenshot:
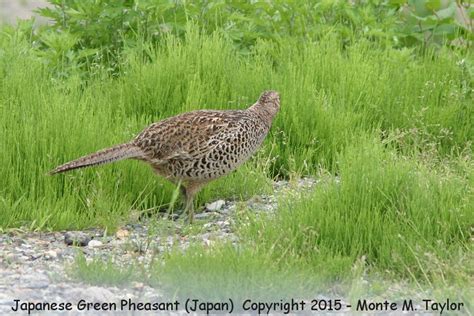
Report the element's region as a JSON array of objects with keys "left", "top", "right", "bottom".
[{"left": 257, "top": 90, "right": 280, "bottom": 118}]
